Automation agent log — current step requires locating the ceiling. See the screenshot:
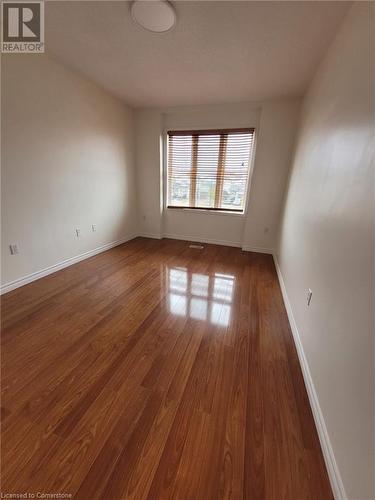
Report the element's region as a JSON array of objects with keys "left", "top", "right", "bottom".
[{"left": 45, "top": 1, "right": 350, "bottom": 108}]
